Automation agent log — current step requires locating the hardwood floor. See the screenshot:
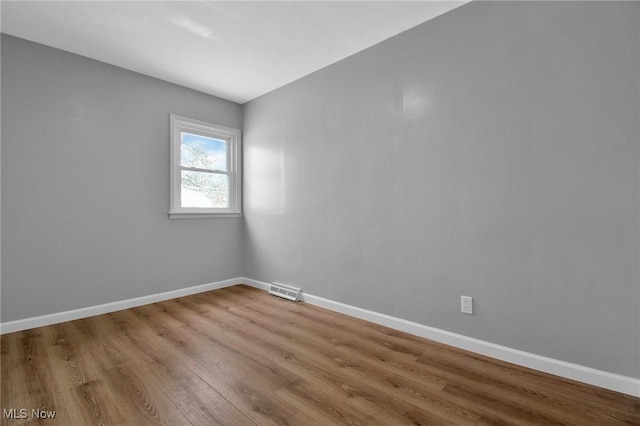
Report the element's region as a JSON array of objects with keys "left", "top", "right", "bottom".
[{"left": 1, "top": 285, "right": 639, "bottom": 425}]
